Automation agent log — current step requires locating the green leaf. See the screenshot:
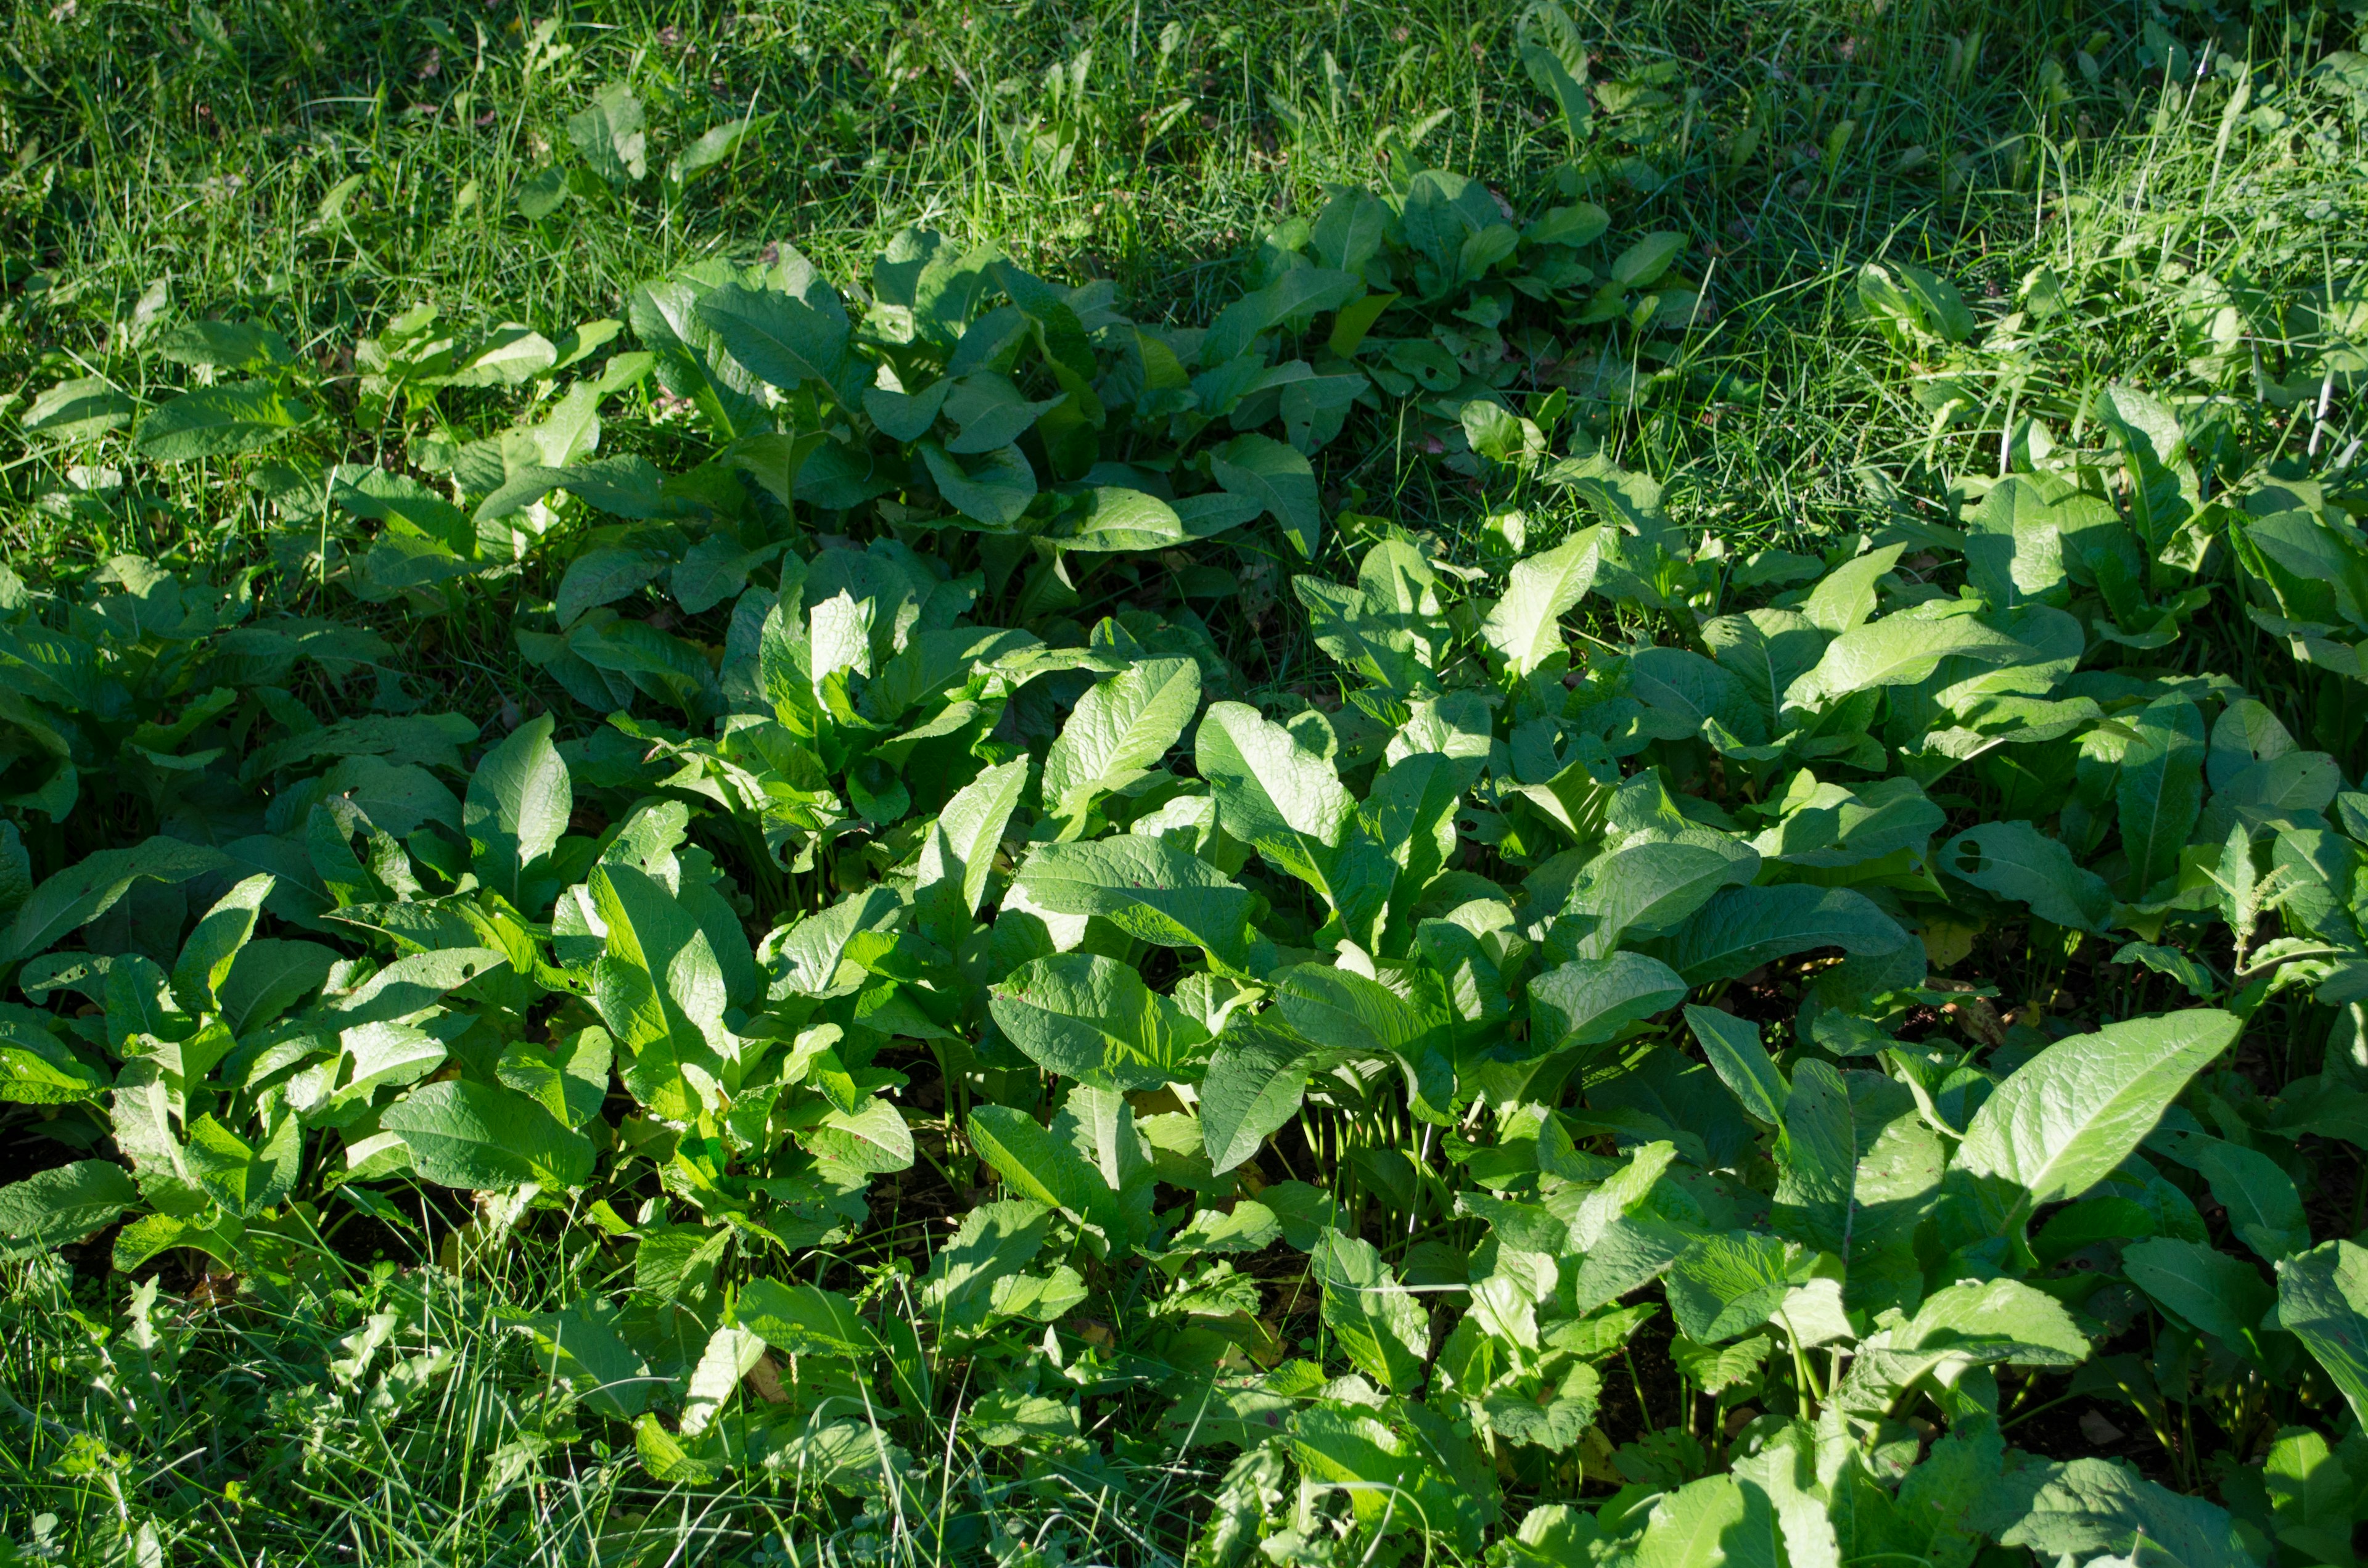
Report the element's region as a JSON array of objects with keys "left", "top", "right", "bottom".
[
  {"left": 1276, "top": 963, "right": 1456, "bottom": 1124},
  {"left": 1, "top": 837, "right": 231, "bottom": 963},
  {"left": 1210, "top": 433, "right": 1322, "bottom": 557},
  {"left": 695, "top": 281, "right": 858, "bottom": 402},
  {"left": 2117, "top": 697, "right": 2206, "bottom": 893},
  {"left": 135, "top": 384, "right": 312, "bottom": 461},
  {"left": 2274, "top": 1241, "right": 2368, "bottom": 1426},
  {"left": 921, "top": 440, "right": 1035, "bottom": 527},
  {"left": 1481, "top": 528, "right": 1605, "bottom": 676},
  {"left": 184, "top": 1110, "right": 300, "bottom": 1216},
  {"left": 1801, "top": 544, "right": 1906, "bottom": 634},
  {"left": 1664, "top": 1231, "right": 1801, "bottom": 1344},
  {"left": 171, "top": 872, "right": 273, "bottom": 1014},
  {"left": 464, "top": 713, "right": 571, "bottom": 904},
  {"left": 380, "top": 1079, "right": 597, "bottom": 1190},
  {"left": 1042, "top": 657, "right": 1201, "bottom": 823},
  {"left": 736, "top": 1278, "right": 876, "bottom": 1358},
  {"left": 1838, "top": 1278, "right": 2089, "bottom": 1414},
  {"left": 920, "top": 1197, "right": 1053, "bottom": 1332},
  {"left": 913, "top": 756, "right": 1029, "bottom": 949},
  {"left": 2265, "top": 1426, "right": 2355, "bottom": 1566},
  {"left": 1051, "top": 487, "right": 1190, "bottom": 552},
  {"left": 1955, "top": 1009, "right": 2239, "bottom": 1229},
  {"left": 1978, "top": 1458, "right": 2253, "bottom": 1568},
  {"left": 1011, "top": 837, "right": 1256, "bottom": 976},
  {"left": 566, "top": 81, "right": 647, "bottom": 184},
  {"left": 1941, "top": 821, "right": 2118, "bottom": 932},
  {"left": 1685, "top": 1005, "right": 1788, "bottom": 1125},
  {"left": 0, "top": 1160, "right": 141, "bottom": 1247},
  {"left": 1650, "top": 885, "right": 1910, "bottom": 984},
  {"left": 2189, "top": 1138, "right": 2309, "bottom": 1262},
  {"left": 1772, "top": 1059, "right": 1858, "bottom": 1257},
  {"left": 1527, "top": 953, "right": 1688, "bottom": 1054},
  {"left": 966, "top": 1108, "right": 1107, "bottom": 1215},
  {"left": 1195, "top": 701, "right": 1352, "bottom": 893},
  {"left": 316, "top": 946, "right": 508, "bottom": 1029},
  {"left": 989, "top": 953, "right": 1209, "bottom": 1090},
  {"left": 1785, "top": 603, "right": 2031, "bottom": 707},
  {"left": 1312, "top": 1228, "right": 1429, "bottom": 1392},
  {"left": 2123, "top": 1238, "right": 2273, "bottom": 1350},
  {"left": 554, "top": 546, "right": 668, "bottom": 627},
  {"left": 676, "top": 1324, "right": 765, "bottom": 1439},
  {"left": 1632, "top": 1475, "right": 1780, "bottom": 1568},
  {"left": 804, "top": 1099, "right": 915, "bottom": 1174},
  {"left": 1199, "top": 1016, "right": 1315, "bottom": 1174},
  {"left": 497, "top": 1027, "right": 613, "bottom": 1129},
  {"left": 1563, "top": 841, "right": 1738, "bottom": 957}
]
